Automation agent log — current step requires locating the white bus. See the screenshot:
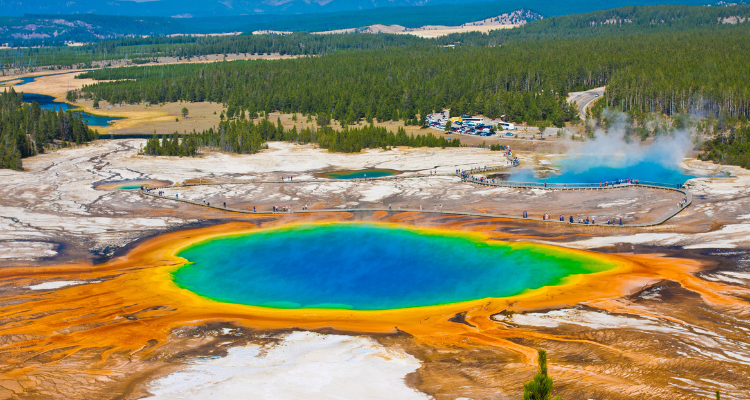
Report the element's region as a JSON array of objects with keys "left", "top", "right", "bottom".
[{"left": 498, "top": 121, "right": 515, "bottom": 130}]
